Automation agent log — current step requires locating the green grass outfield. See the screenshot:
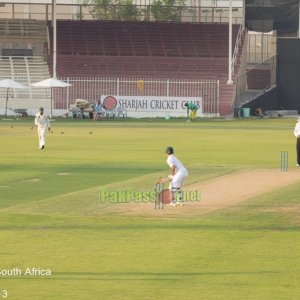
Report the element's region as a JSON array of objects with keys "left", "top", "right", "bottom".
[{"left": 0, "top": 117, "right": 300, "bottom": 299}]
